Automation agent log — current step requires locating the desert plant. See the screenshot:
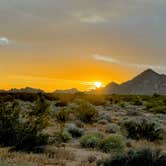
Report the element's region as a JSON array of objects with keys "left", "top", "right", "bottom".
[
  {"left": 151, "top": 106, "right": 166, "bottom": 114},
  {"left": 0, "top": 93, "right": 51, "bottom": 151},
  {"left": 51, "top": 129, "right": 72, "bottom": 144},
  {"left": 75, "top": 101, "right": 98, "bottom": 123},
  {"left": 119, "top": 102, "right": 126, "bottom": 108},
  {"left": 105, "top": 123, "right": 120, "bottom": 134},
  {"left": 98, "top": 134, "right": 125, "bottom": 153},
  {"left": 66, "top": 124, "right": 84, "bottom": 138},
  {"left": 55, "top": 108, "right": 69, "bottom": 123},
  {"left": 80, "top": 132, "right": 103, "bottom": 148},
  {"left": 97, "top": 148, "right": 166, "bottom": 166},
  {"left": 122, "top": 118, "right": 164, "bottom": 141}
]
